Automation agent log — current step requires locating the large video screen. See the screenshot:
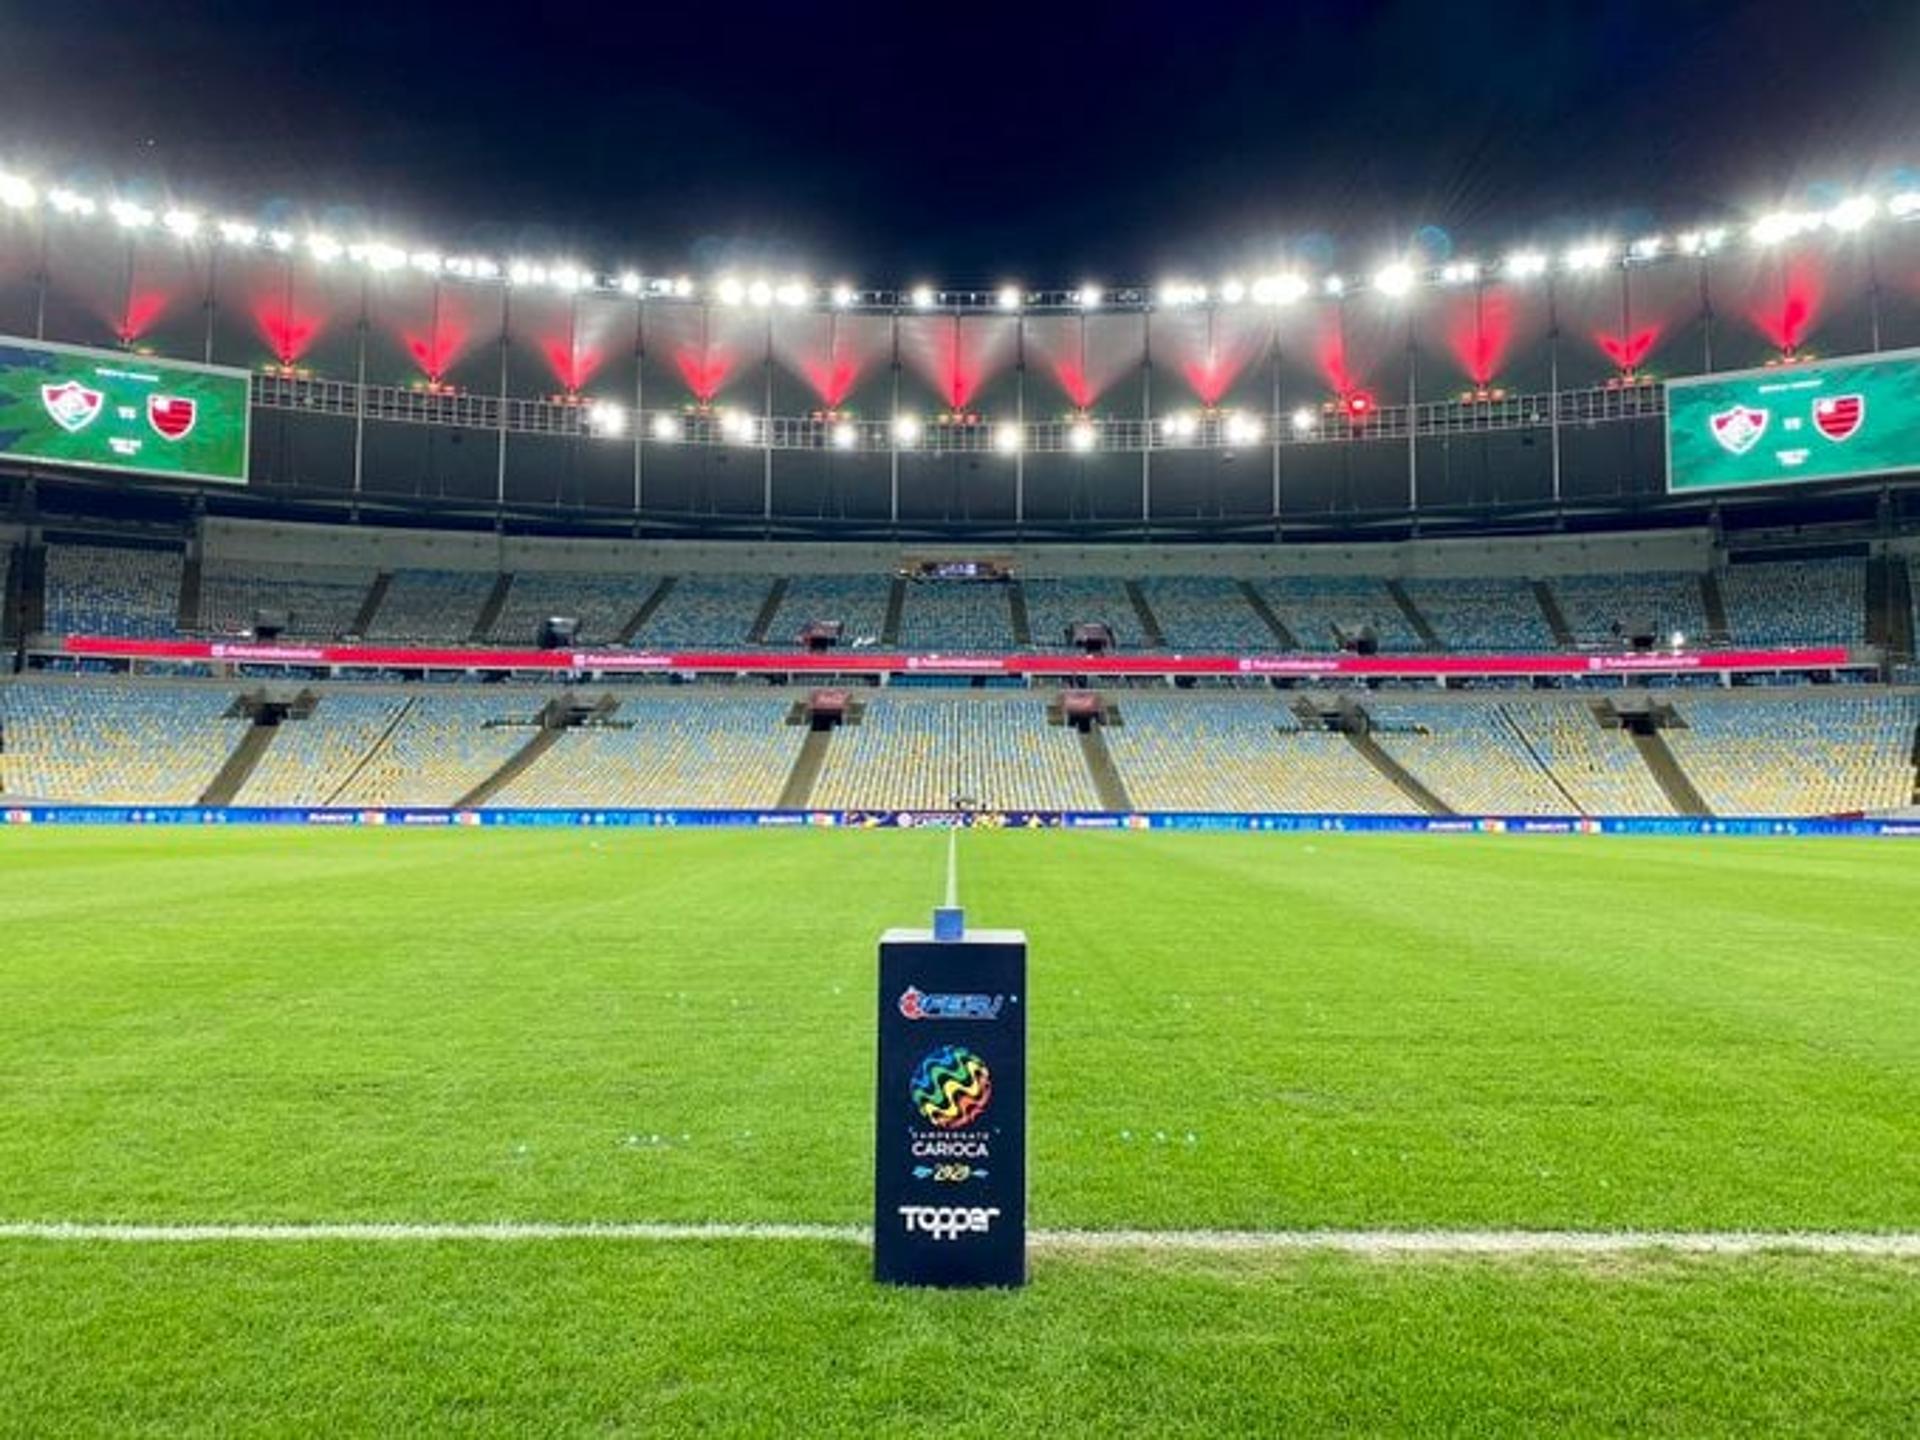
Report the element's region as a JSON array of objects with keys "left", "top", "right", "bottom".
[
  {"left": 1666, "top": 349, "right": 1920, "bottom": 493},
  {"left": 0, "top": 336, "right": 250, "bottom": 484}
]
